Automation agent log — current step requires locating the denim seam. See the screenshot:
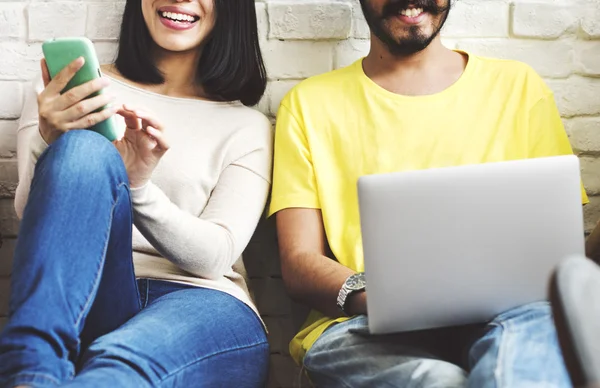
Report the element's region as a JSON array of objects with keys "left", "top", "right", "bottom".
[
  {"left": 493, "top": 320, "right": 509, "bottom": 388},
  {"left": 124, "top": 184, "right": 143, "bottom": 312},
  {"left": 4, "top": 371, "right": 62, "bottom": 385},
  {"left": 73, "top": 182, "right": 126, "bottom": 329},
  {"left": 142, "top": 279, "right": 149, "bottom": 308},
  {"left": 158, "top": 341, "right": 269, "bottom": 385}
]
